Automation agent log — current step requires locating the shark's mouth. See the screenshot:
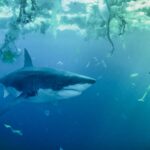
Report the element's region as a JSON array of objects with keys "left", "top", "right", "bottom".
[
  {"left": 57, "top": 83, "right": 91, "bottom": 98},
  {"left": 63, "top": 83, "right": 91, "bottom": 92},
  {"left": 50, "top": 83, "right": 91, "bottom": 98},
  {"left": 28, "top": 83, "right": 92, "bottom": 103}
]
